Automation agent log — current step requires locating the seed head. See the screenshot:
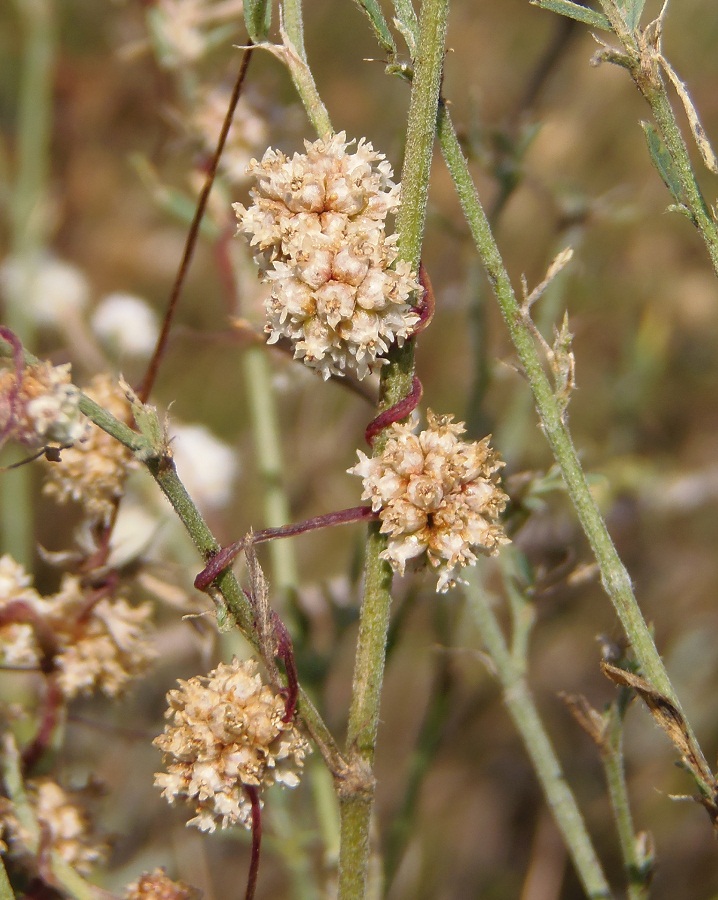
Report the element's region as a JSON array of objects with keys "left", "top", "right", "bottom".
[
  {"left": 154, "top": 658, "right": 310, "bottom": 832},
  {"left": 235, "top": 132, "right": 420, "bottom": 380},
  {"left": 349, "top": 411, "right": 510, "bottom": 591}
]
